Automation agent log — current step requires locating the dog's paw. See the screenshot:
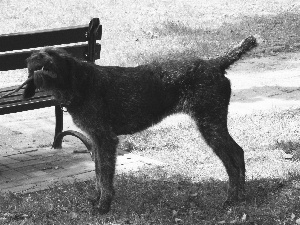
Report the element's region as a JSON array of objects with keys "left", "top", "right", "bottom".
[
  {"left": 88, "top": 194, "right": 112, "bottom": 215},
  {"left": 88, "top": 194, "right": 100, "bottom": 207},
  {"left": 95, "top": 202, "right": 111, "bottom": 215},
  {"left": 222, "top": 199, "right": 235, "bottom": 210},
  {"left": 223, "top": 194, "right": 246, "bottom": 209}
]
